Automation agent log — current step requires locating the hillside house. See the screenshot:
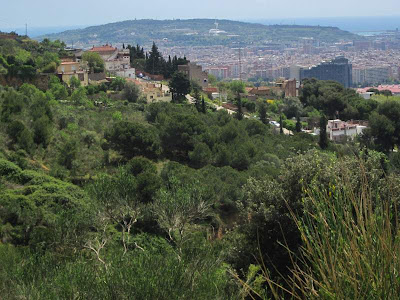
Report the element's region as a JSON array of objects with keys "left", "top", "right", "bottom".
[
  {"left": 128, "top": 79, "right": 172, "bottom": 103},
  {"left": 178, "top": 62, "right": 208, "bottom": 88},
  {"left": 56, "top": 61, "right": 88, "bottom": 86},
  {"left": 88, "top": 45, "right": 135, "bottom": 78},
  {"left": 314, "top": 119, "right": 367, "bottom": 142}
]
